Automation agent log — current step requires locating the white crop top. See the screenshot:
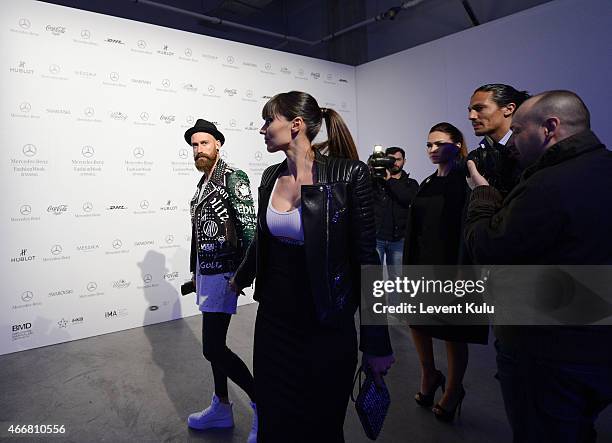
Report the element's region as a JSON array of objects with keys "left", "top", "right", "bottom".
[{"left": 266, "top": 179, "right": 304, "bottom": 244}]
